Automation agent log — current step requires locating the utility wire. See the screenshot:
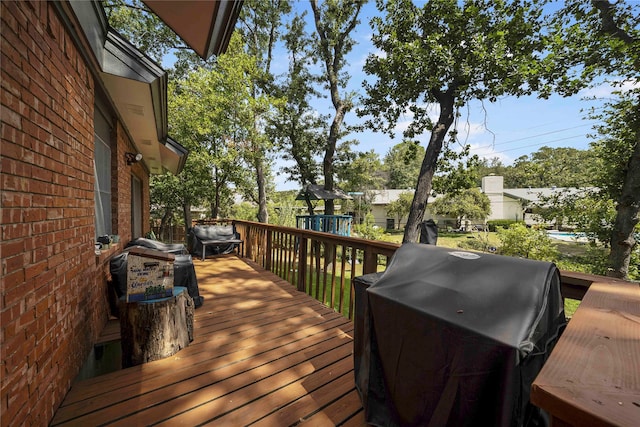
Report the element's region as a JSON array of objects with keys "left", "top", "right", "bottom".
[{"left": 469, "top": 122, "right": 597, "bottom": 152}]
